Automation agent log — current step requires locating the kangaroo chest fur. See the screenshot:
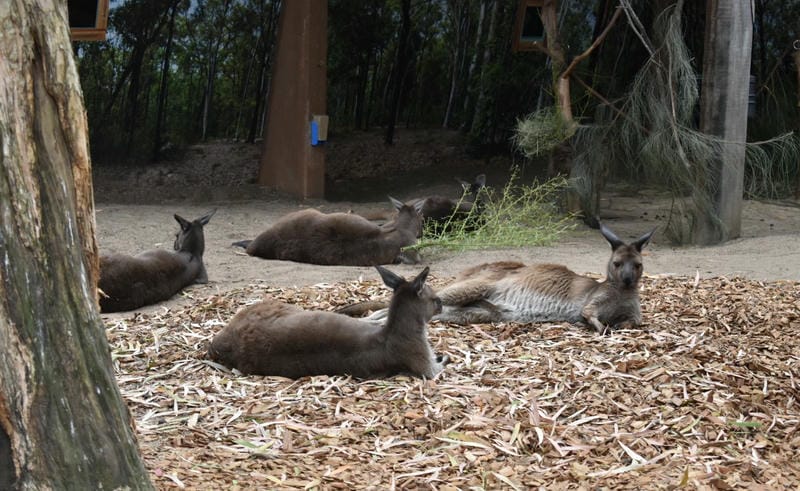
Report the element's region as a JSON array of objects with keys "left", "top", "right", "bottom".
[
  {"left": 487, "top": 280, "right": 586, "bottom": 323},
  {"left": 436, "top": 263, "right": 641, "bottom": 326}
]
